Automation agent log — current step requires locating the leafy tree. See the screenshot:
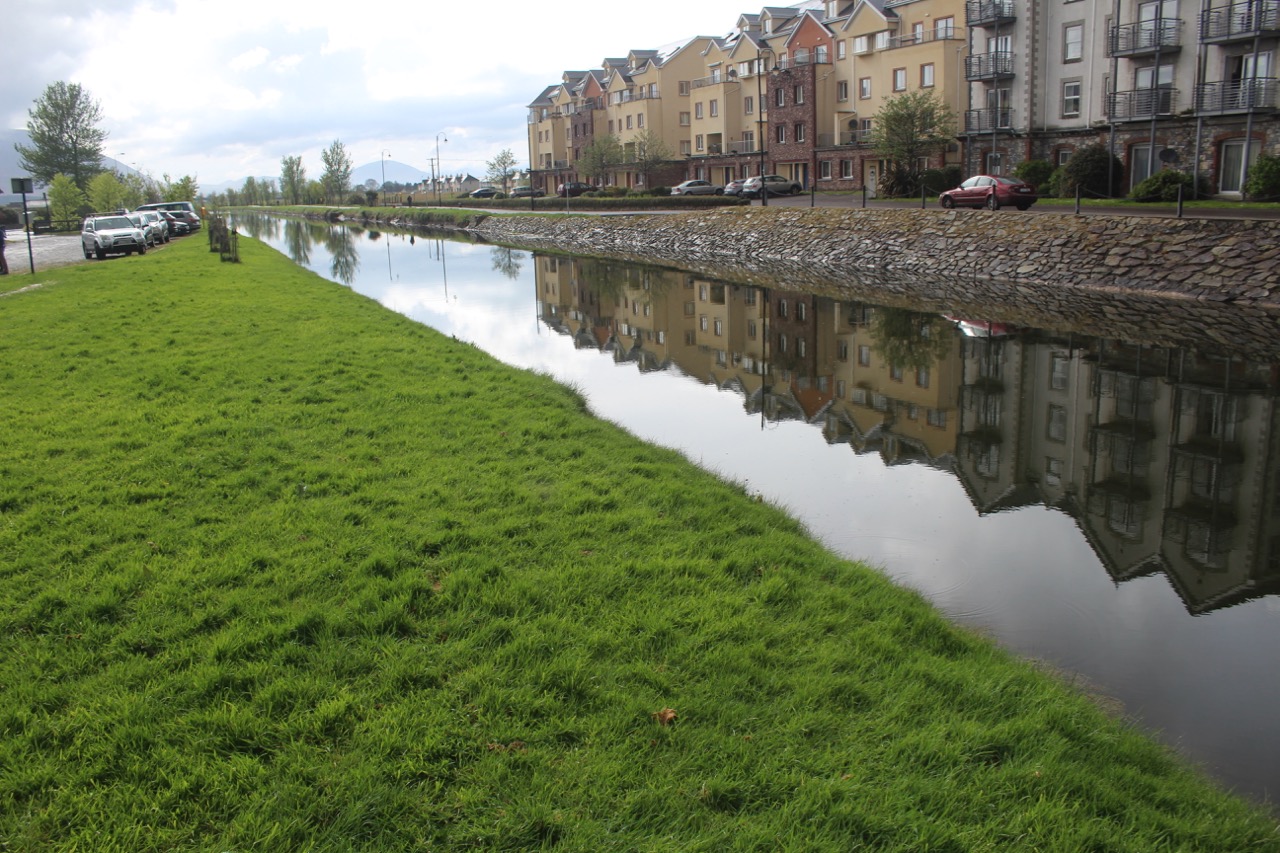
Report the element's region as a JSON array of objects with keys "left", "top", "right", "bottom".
[
  {"left": 1244, "top": 152, "right": 1280, "bottom": 201},
  {"left": 1128, "top": 168, "right": 1210, "bottom": 202},
  {"left": 1058, "top": 144, "right": 1124, "bottom": 199},
  {"left": 281, "top": 155, "right": 307, "bottom": 205},
  {"left": 164, "top": 175, "right": 200, "bottom": 205},
  {"left": 579, "top": 134, "right": 623, "bottom": 185},
  {"left": 87, "top": 172, "right": 127, "bottom": 213},
  {"left": 868, "top": 91, "right": 955, "bottom": 197},
  {"left": 14, "top": 81, "right": 108, "bottom": 190},
  {"left": 1013, "top": 159, "right": 1055, "bottom": 193},
  {"left": 629, "top": 129, "right": 672, "bottom": 189},
  {"left": 242, "top": 176, "right": 260, "bottom": 205},
  {"left": 304, "top": 179, "right": 327, "bottom": 204},
  {"left": 48, "top": 173, "right": 88, "bottom": 223},
  {"left": 870, "top": 308, "right": 954, "bottom": 373},
  {"left": 485, "top": 148, "right": 519, "bottom": 193},
  {"left": 320, "top": 140, "right": 353, "bottom": 203}
]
